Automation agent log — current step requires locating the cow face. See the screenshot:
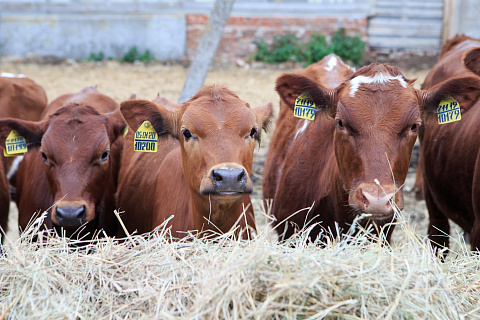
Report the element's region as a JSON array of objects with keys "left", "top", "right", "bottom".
[
  {"left": 276, "top": 63, "right": 480, "bottom": 220},
  {"left": 121, "top": 85, "right": 273, "bottom": 204},
  {"left": 0, "top": 104, "right": 125, "bottom": 228}
]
